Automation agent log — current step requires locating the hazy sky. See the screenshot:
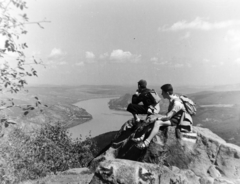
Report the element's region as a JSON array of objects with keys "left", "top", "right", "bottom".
[{"left": 19, "top": 0, "right": 240, "bottom": 86}]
